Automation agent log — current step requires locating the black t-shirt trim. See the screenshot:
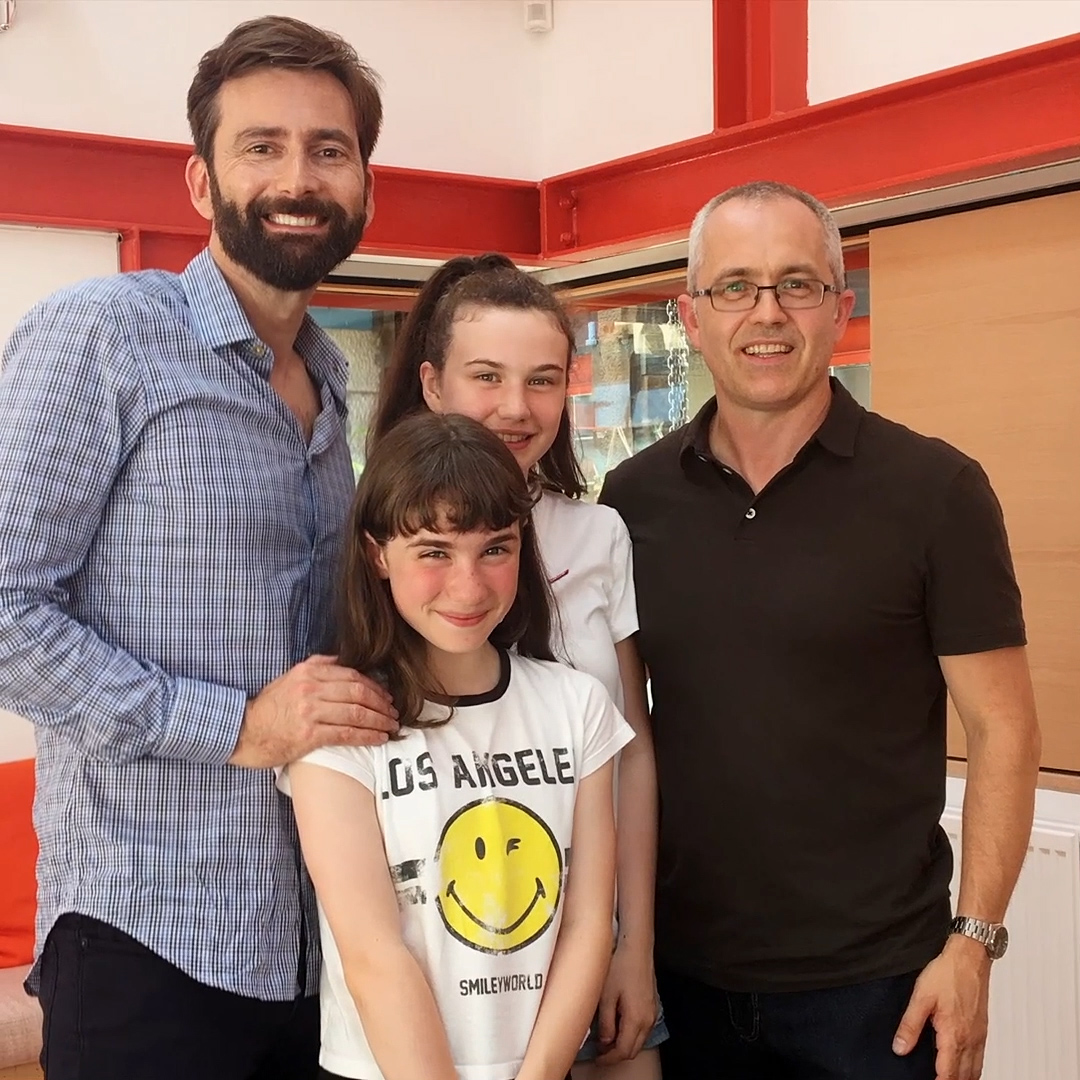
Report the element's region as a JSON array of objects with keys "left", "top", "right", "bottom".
[{"left": 453, "top": 648, "right": 511, "bottom": 708}]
